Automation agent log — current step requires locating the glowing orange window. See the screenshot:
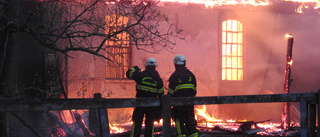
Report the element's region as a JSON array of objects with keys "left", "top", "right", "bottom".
[
  {"left": 222, "top": 20, "right": 243, "bottom": 81},
  {"left": 105, "top": 14, "right": 131, "bottom": 79}
]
